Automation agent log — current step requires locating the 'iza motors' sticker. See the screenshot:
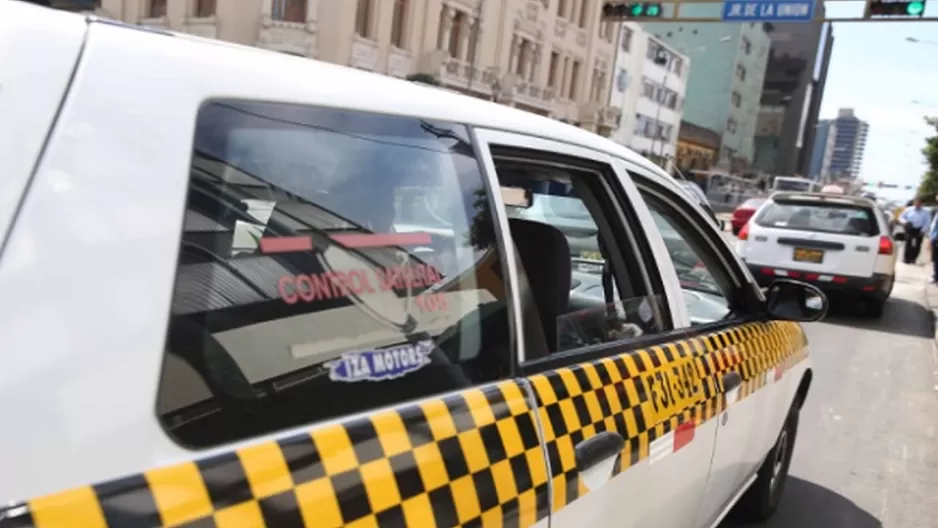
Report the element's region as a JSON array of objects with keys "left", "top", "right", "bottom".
[{"left": 327, "top": 340, "right": 434, "bottom": 383}]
